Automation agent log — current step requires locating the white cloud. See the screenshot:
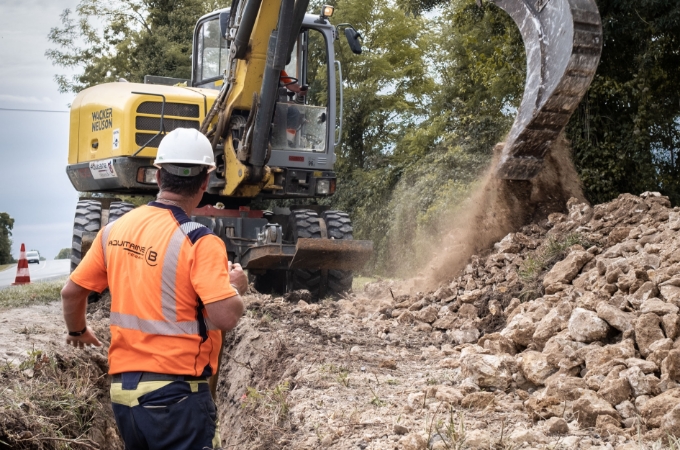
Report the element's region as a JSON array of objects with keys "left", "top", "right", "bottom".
[{"left": 0, "top": 94, "right": 52, "bottom": 104}]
